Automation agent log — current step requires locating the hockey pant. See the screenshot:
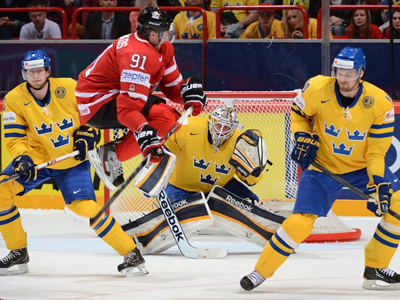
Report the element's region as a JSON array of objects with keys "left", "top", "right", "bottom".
[
  {"left": 207, "top": 186, "right": 285, "bottom": 248},
  {"left": 122, "top": 192, "right": 212, "bottom": 254}
]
